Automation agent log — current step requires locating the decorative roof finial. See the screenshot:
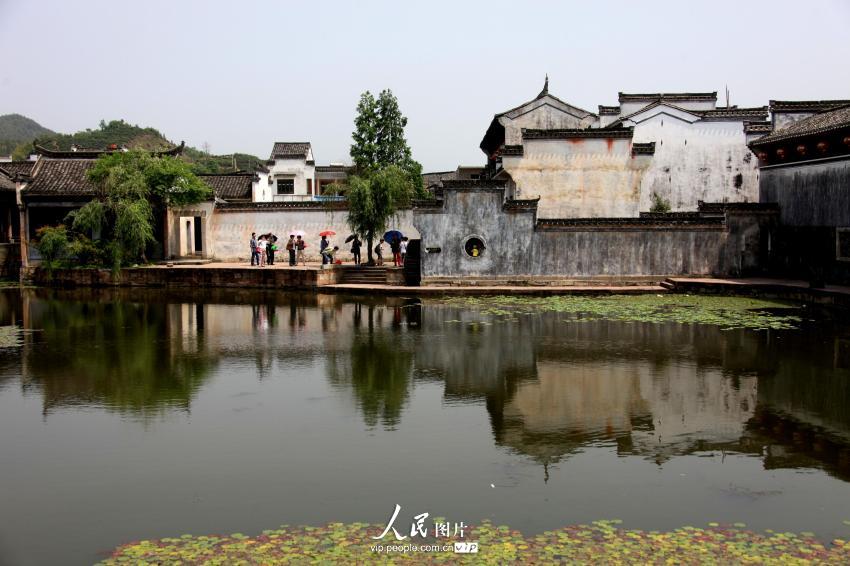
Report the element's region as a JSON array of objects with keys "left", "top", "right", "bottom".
[{"left": 537, "top": 74, "right": 549, "bottom": 98}]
